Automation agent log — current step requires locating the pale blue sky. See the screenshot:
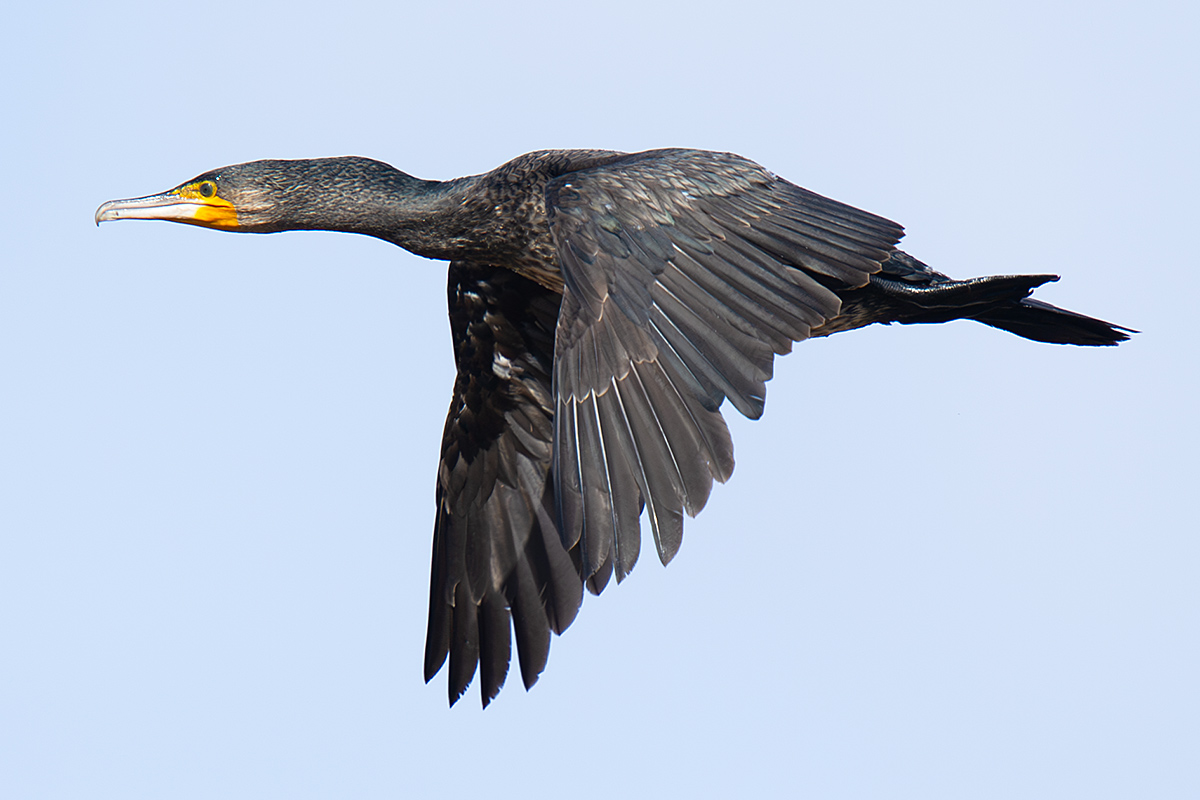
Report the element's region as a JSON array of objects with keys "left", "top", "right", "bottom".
[{"left": 3, "top": 2, "right": 1197, "bottom": 798}]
